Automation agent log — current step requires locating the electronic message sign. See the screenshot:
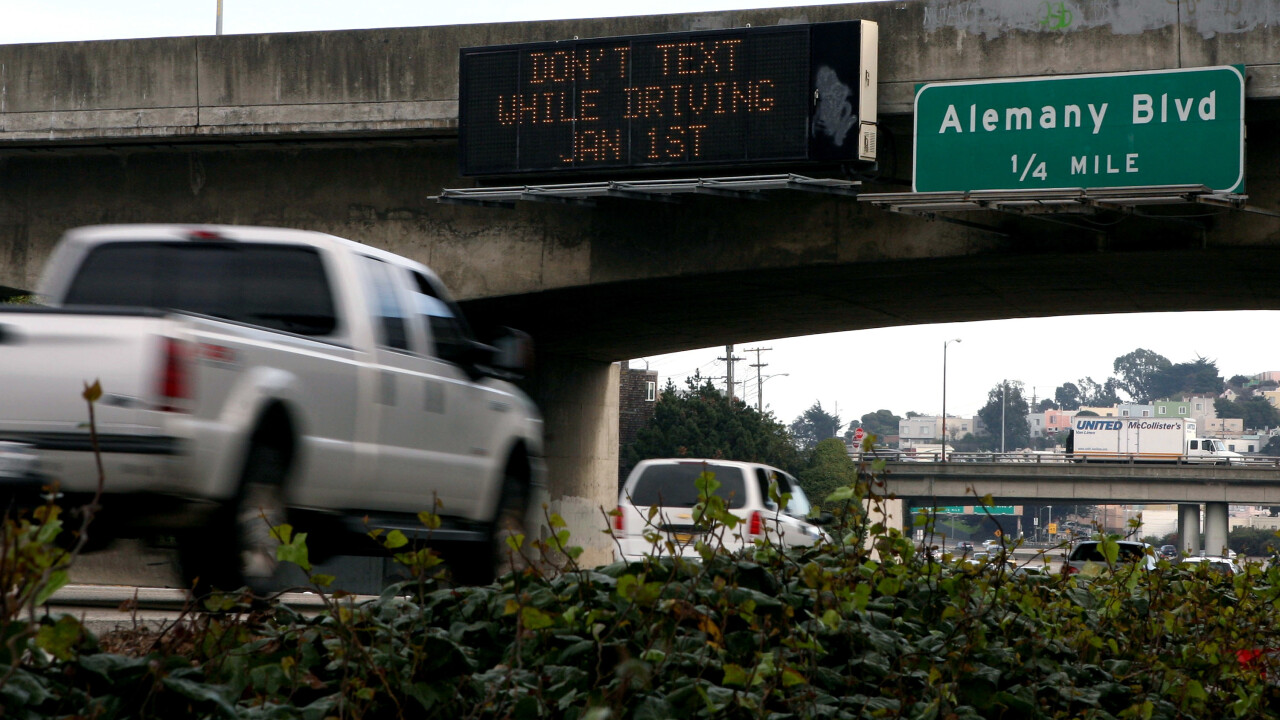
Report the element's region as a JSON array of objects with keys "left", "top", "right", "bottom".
[
  {"left": 913, "top": 66, "right": 1245, "bottom": 193},
  {"left": 458, "top": 21, "right": 877, "bottom": 176}
]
